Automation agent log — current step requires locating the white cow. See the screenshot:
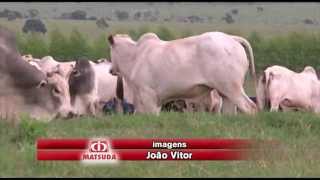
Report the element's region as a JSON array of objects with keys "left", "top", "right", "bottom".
[
  {"left": 256, "top": 65, "right": 320, "bottom": 113},
  {"left": 92, "top": 60, "right": 120, "bottom": 111},
  {"left": 108, "top": 32, "right": 257, "bottom": 115},
  {"left": 68, "top": 60, "right": 133, "bottom": 116}
]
